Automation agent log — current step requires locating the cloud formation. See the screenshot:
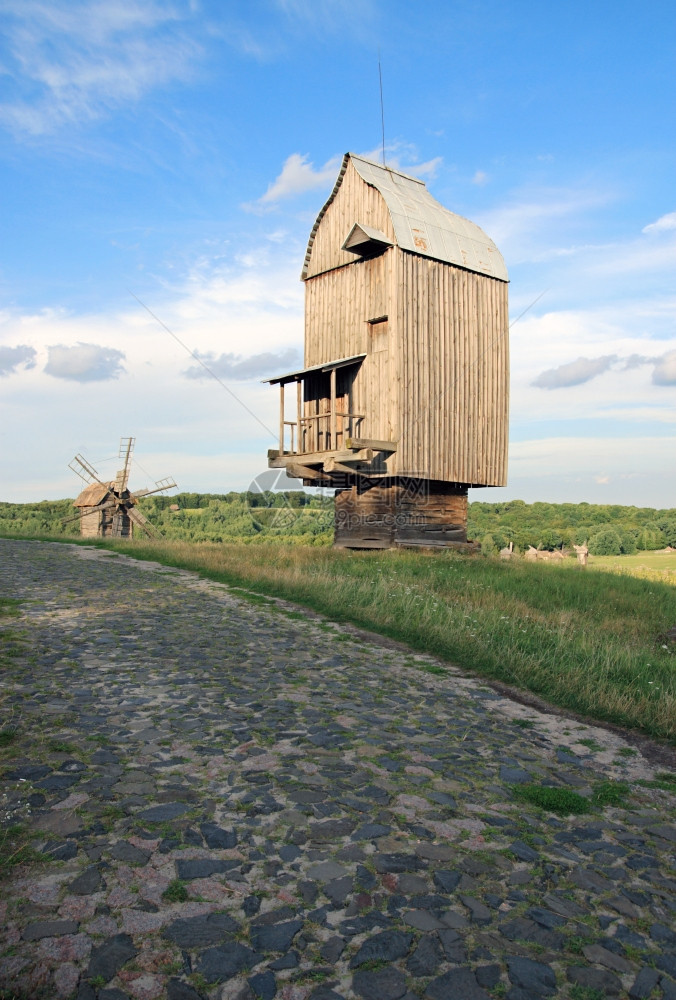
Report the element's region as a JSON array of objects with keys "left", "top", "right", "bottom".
[
  {"left": 0, "top": 0, "right": 200, "bottom": 135},
  {"left": 45, "top": 342, "right": 126, "bottom": 381},
  {"left": 653, "top": 349, "right": 676, "bottom": 385},
  {"left": 256, "top": 154, "right": 340, "bottom": 205},
  {"left": 532, "top": 355, "right": 617, "bottom": 389},
  {"left": 532, "top": 349, "right": 676, "bottom": 390},
  {"left": 184, "top": 348, "right": 301, "bottom": 381},
  {"left": 642, "top": 211, "right": 676, "bottom": 235},
  {"left": 0, "top": 344, "right": 37, "bottom": 376}
]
